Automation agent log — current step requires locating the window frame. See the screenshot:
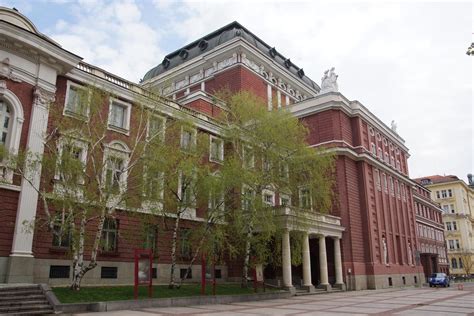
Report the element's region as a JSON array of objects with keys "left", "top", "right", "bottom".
[
  {"left": 101, "top": 218, "right": 118, "bottom": 253},
  {"left": 147, "top": 113, "right": 166, "bottom": 142},
  {"left": 63, "top": 80, "right": 90, "bottom": 118},
  {"left": 180, "top": 127, "right": 197, "bottom": 152},
  {"left": 262, "top": 188, "right": 275, "bottom": 206},
  {"left": 209, "top": 135, "right": 224, "bottom": 163},
  {"left": 107, "top": 98, "right": 132, "bottom": 134},
  {"left": 299, "top": 186, "right": 312, "bottom": 209},
  {"left": 102, "top": 141, "right": 130, "bottom": 195}
]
